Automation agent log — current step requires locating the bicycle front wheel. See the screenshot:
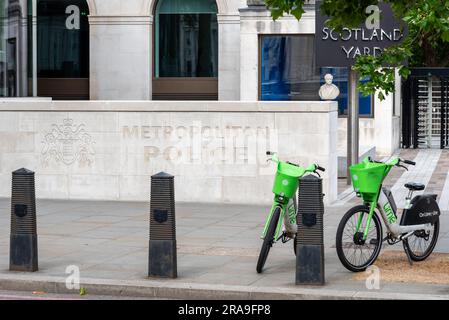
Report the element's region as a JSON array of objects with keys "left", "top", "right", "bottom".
[
  {"left": 336, "top": 205, "right": 383, "bottom": 272},
  {"left": 256, "top": 206, "right": 281, "bottom": 274}
]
